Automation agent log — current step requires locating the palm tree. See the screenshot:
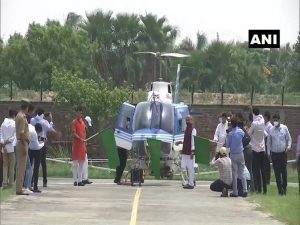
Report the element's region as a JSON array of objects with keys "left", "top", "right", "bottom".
[
  {"left": 65, "top": 12, "right": 83, "bottom": 30},
  {"left": 196, "top": 32, "right": 207, "bottom": 51},
  {"left": 178, "top": 37, "right": 195, "bottom": 52},
  {"left": 82, "top": 10, "right": 114, "bottom": 81},
  {"left": 138, "top": 13, "right": 178, "bottom": 86},
  {"left": 112, "top": 13, "right": 143, "bottom": 86}
]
